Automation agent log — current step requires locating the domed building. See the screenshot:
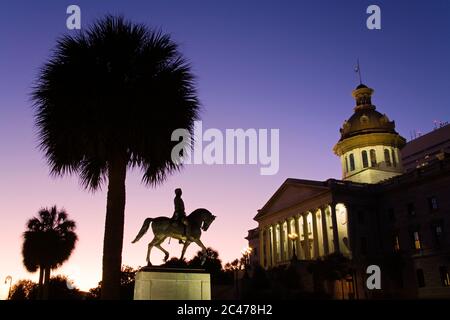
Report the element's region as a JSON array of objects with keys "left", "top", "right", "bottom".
[
  {"left": 333, "top": 84, "right": 406, "bottom": 183},
  {"left": 248, "top": 83, "right": 450, "bottom": 300}
]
